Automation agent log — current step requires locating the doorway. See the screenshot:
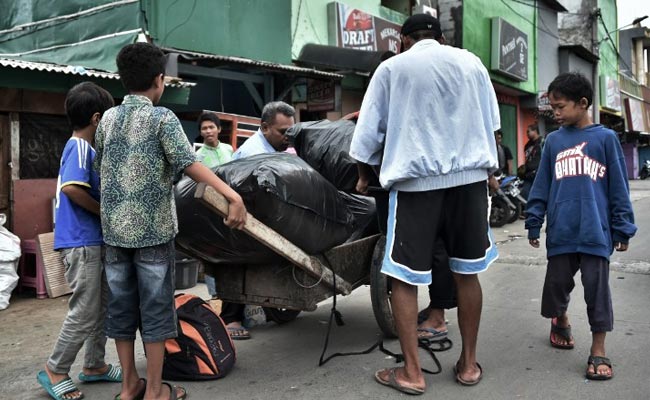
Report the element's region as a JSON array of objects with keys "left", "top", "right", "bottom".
[{"left": 498, "top": 103, "right": 518, "bottom": 171}]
